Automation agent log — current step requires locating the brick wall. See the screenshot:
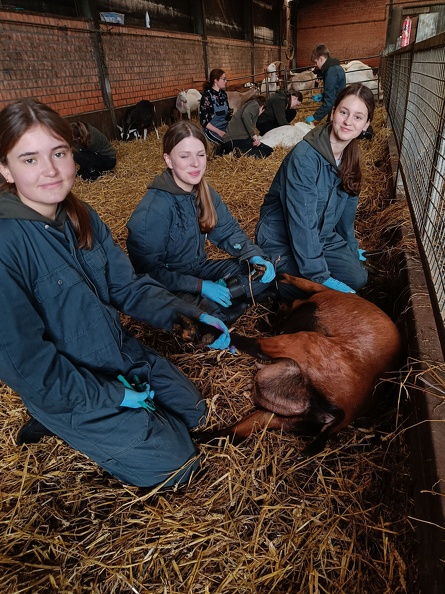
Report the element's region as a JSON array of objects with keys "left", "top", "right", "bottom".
[
  {"left": 295, "top": 0, "right": 445, "bottom": 69},
  {"left": 0, "top": 9, "right": 281, "bottom": 130},
  {"left": 0, "top": 12, "right": 103, "bottom": 116}
]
